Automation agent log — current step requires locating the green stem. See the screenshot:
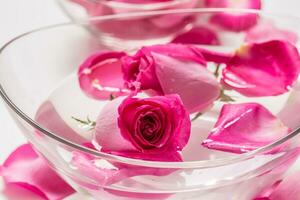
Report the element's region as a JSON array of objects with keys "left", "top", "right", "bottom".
[
  {"left": 214, "top": 64, "right": 221, "bottom": 78},
  {"left": 219, "top": 89, "right": 235, "bottom": 102},
  {"left": 191, "top": 112, "right": 203, "bottom": 122},
  {"left": 72, "top": 116, "right": 96, "bottom": 130}
]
